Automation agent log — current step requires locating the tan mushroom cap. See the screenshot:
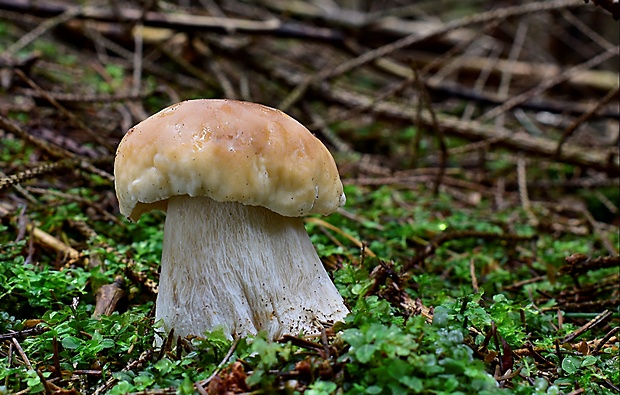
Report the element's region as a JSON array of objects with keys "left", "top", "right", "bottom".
[{"left": 114, "top": 99, "right": 346, "bottom": 221}]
